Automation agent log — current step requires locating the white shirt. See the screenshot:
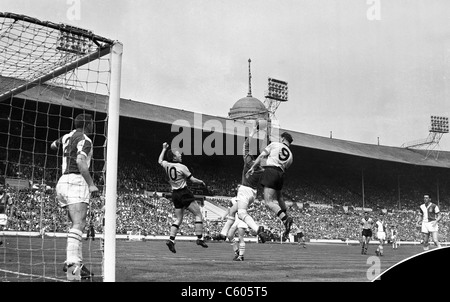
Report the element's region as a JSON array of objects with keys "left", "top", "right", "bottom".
[
  {"left": 161, "top": 161, "right": 192, "bottom": 190},
  {"left": 361, "top": 217, "right": 373, "bottom": 229},
  {"left": 264, "top": 142, "right": 293, "bottom": 172},
  {"left": 376, "top": 220, "right": 385, "bottom": 233}
]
